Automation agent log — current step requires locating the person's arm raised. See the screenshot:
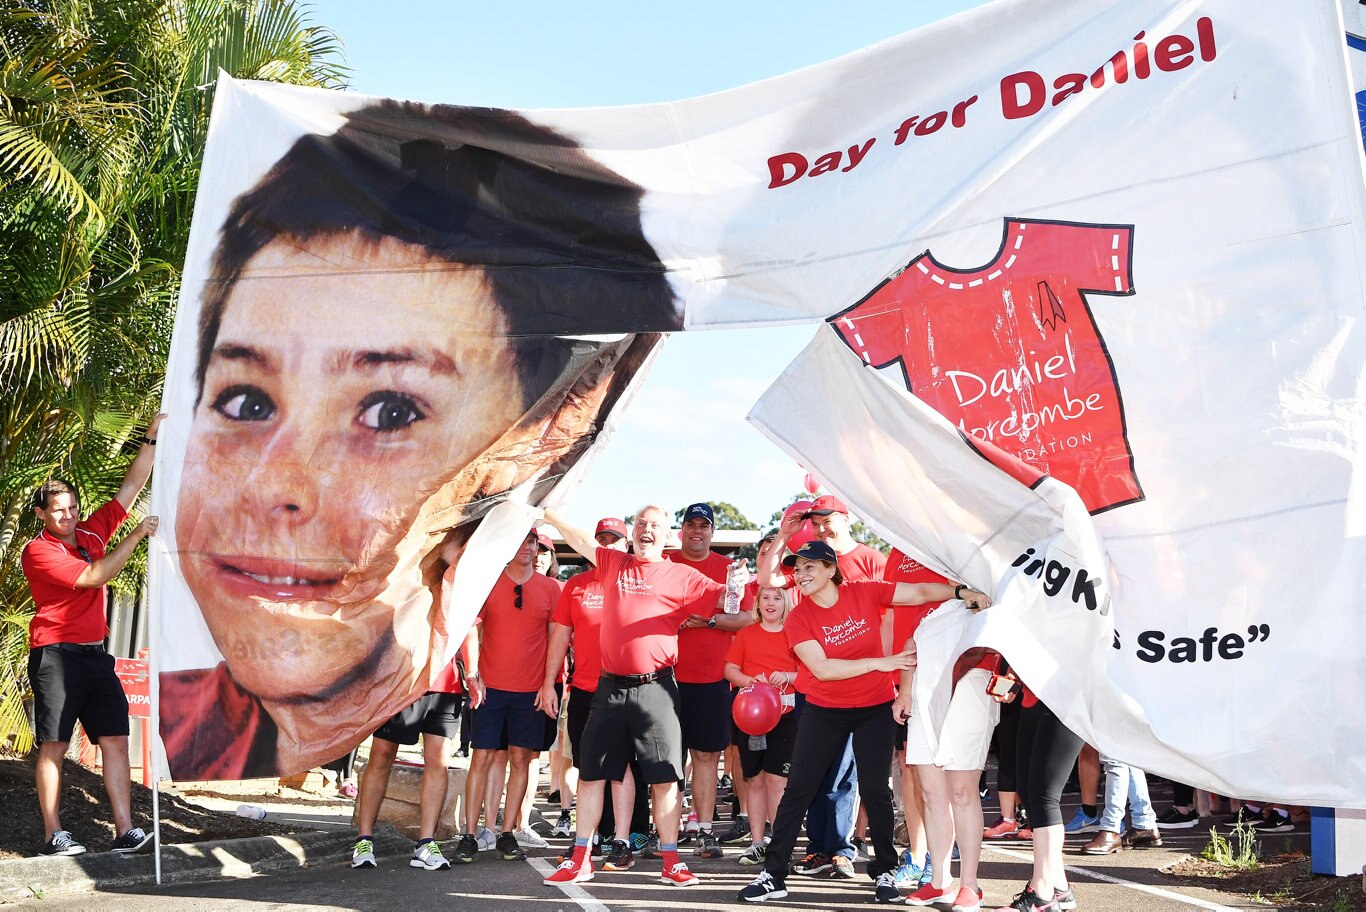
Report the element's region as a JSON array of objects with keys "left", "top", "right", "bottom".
[
  {"left": 115, "top": 414, "right": 164, "bottom": 512},
  {"left": 75, "top": 517, "right": 157, "bottom": 589},
  {"left": 542, "top": 509, "right": 597, "bottom": 565}
]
